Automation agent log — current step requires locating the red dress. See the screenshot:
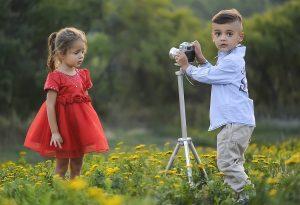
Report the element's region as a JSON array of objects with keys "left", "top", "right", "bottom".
[{"left": 24, "top": 68, "right": 109, "bottom": 158}]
